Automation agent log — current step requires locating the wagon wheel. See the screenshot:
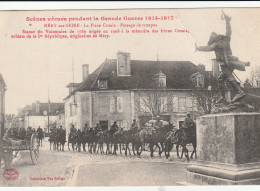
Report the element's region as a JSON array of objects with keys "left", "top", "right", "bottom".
[{"left": 30, "top": 134, "right": 39, "bottom": 165}]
